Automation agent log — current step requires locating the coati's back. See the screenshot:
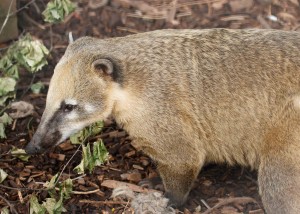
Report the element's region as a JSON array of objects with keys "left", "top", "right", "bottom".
[{"left": 26, "top": 29, "right": 300, "bottom": 213}]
